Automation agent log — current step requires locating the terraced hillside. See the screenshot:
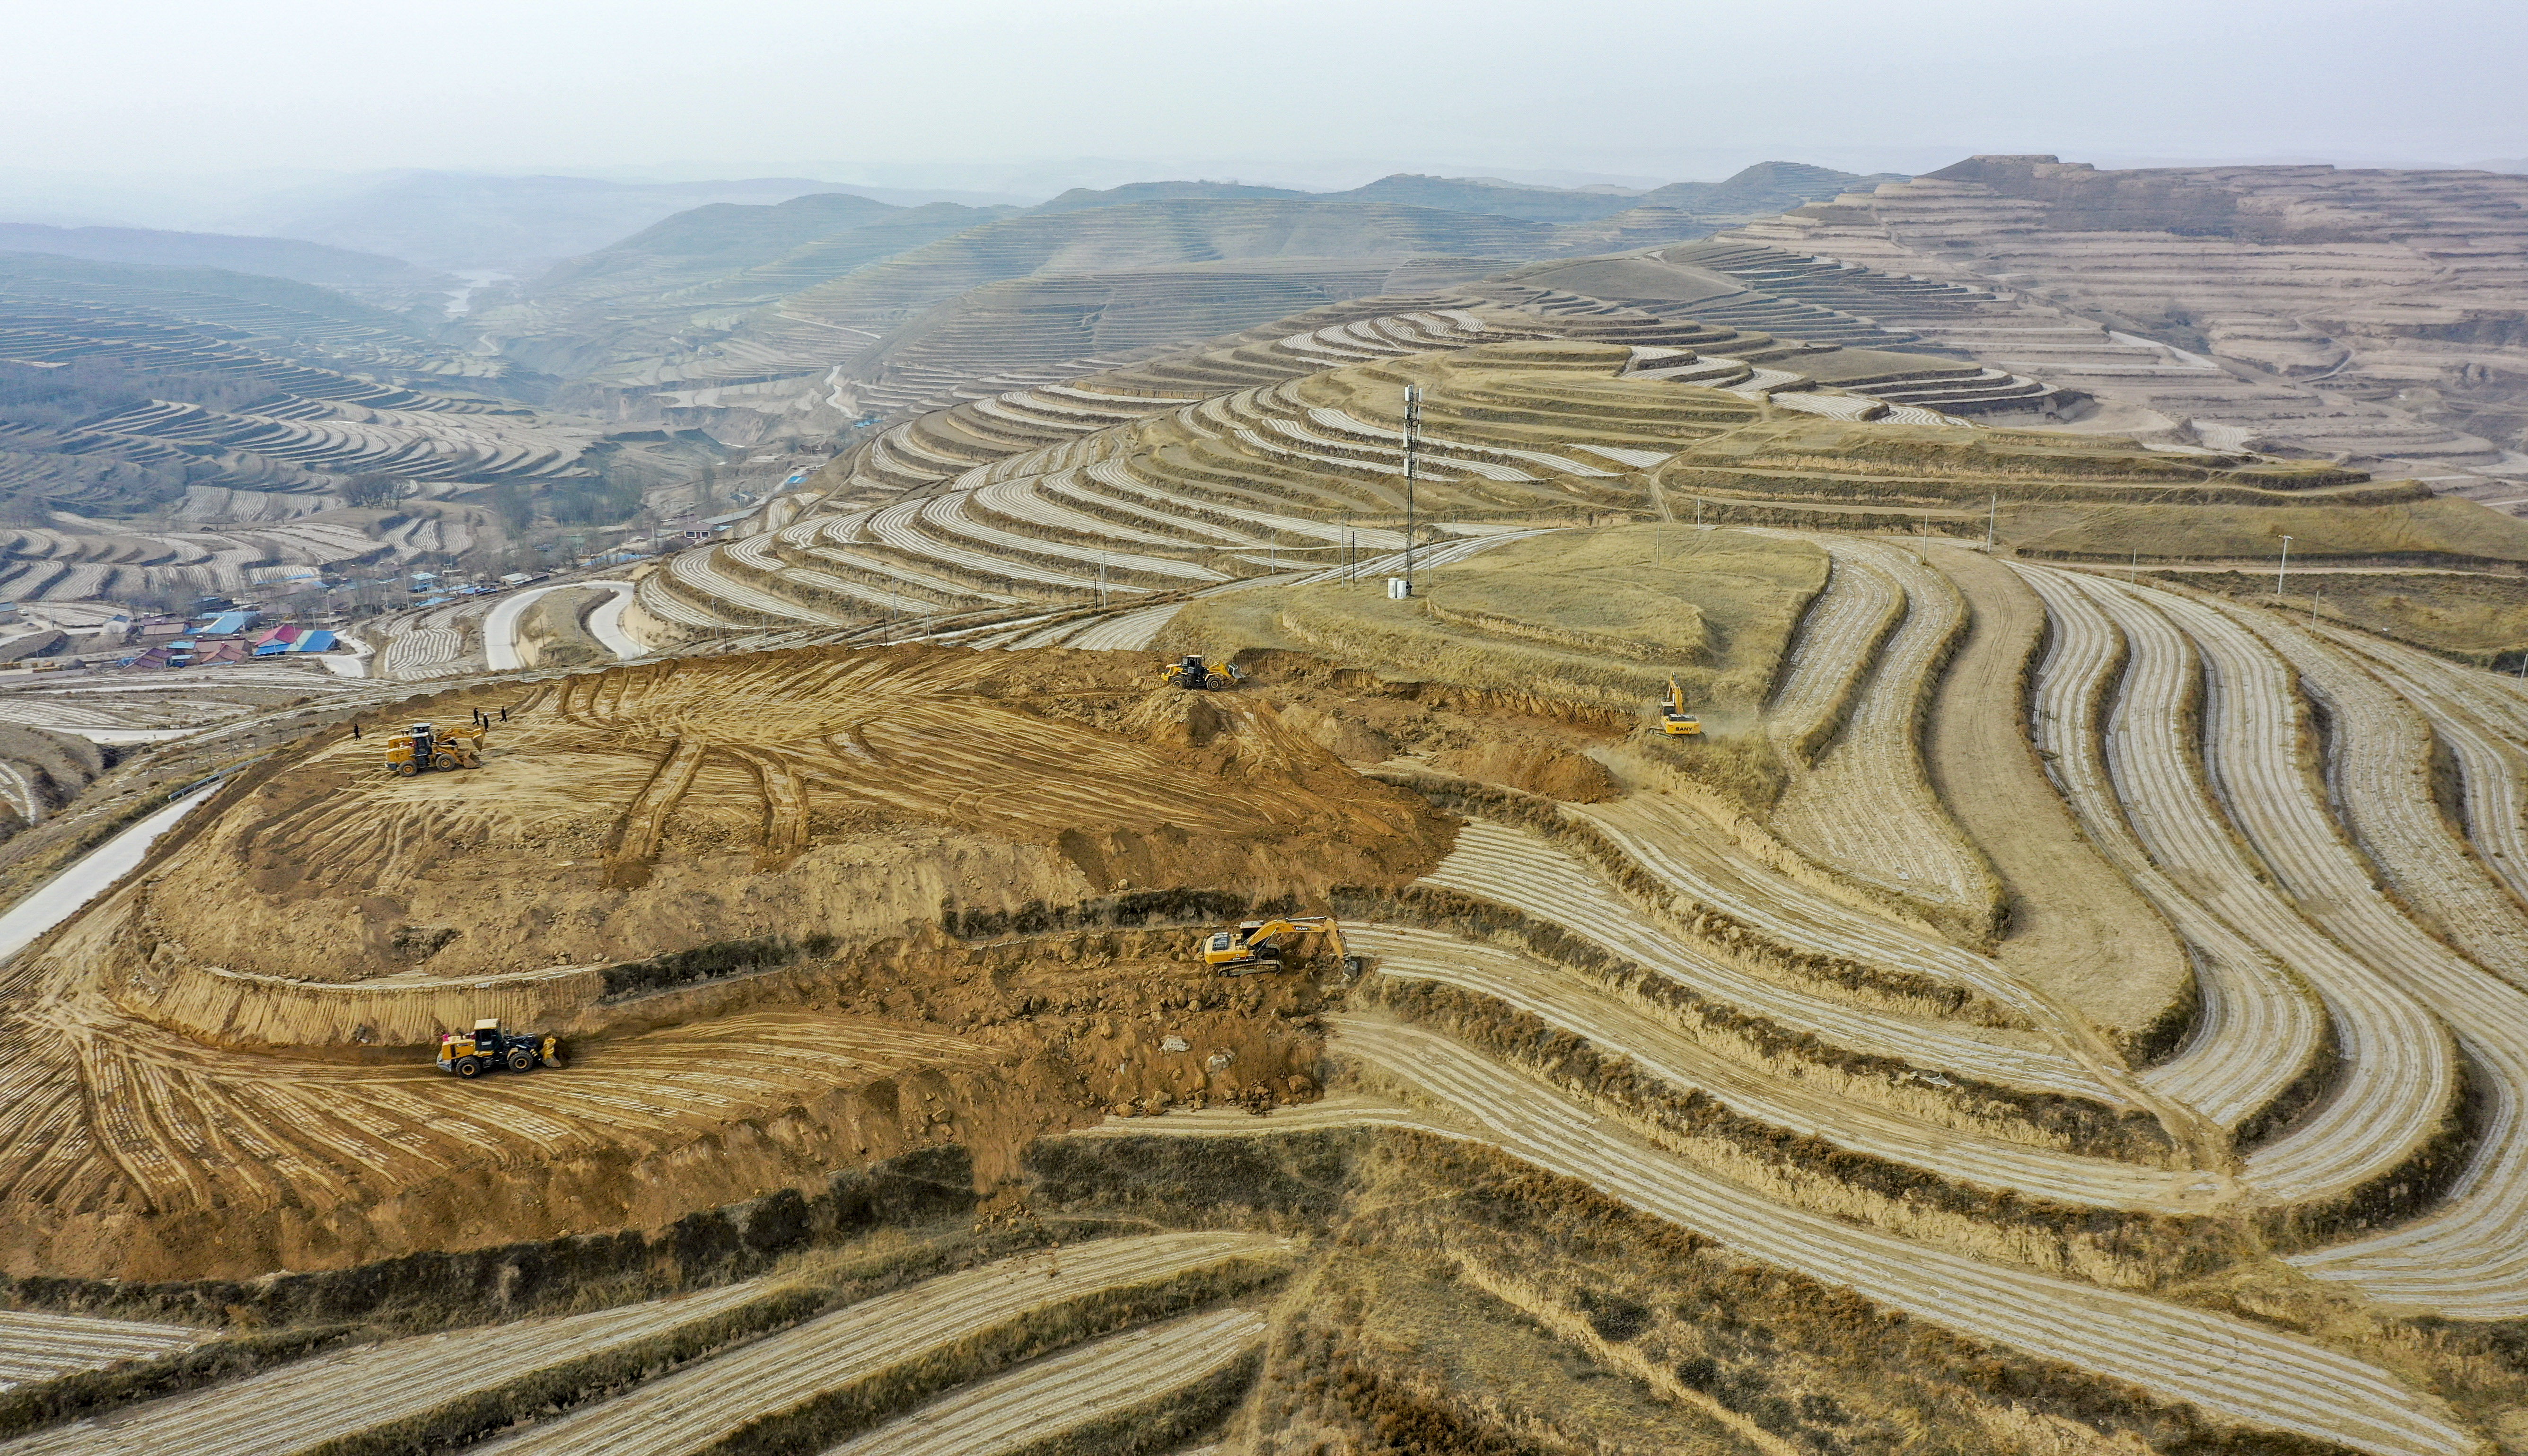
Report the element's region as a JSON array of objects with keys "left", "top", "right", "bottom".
[
  {"left": 0, "top": 253, "right": 651, "bottom": 601},
  {"left": 617, "top": 298, "right": 2350, "bottom": 653},
  {"left": 1707, "top": 155, "right": 2528, "bottom": 492},
  {"left": 10, "top": 538, "right": 2528, "bottom": 1451},
  {"left": 12, "top": 171, "right": 2528, "bottom": 1456}
]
